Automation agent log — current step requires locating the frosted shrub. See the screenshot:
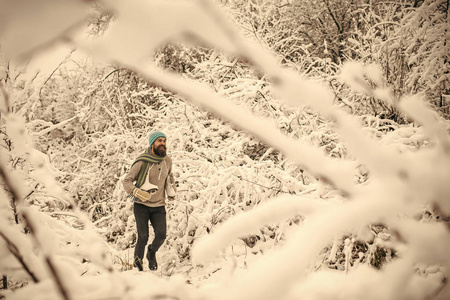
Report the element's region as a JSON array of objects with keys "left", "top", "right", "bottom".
[{"left": 0, "top": 1, "right": 448, "bottom": 300}]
